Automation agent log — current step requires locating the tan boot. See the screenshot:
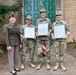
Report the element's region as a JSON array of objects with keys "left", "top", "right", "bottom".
[
  {"left": 53, "top": 62, "right": 59, "bottom": 71},
  {"left": 30, "top": 62, "right": 35, "bottom": 68},
  {"left": 37, "top": 62, "right": 42, "bottom": 70},
  {"left": 20, "top": 63, "right": 25, "bottom": 70},
  {"left": 60, "top": 62, "right": 66, "bottom": 71},
  {"left": 46, "top": 62, "right": 51, "bottom": 70}
]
